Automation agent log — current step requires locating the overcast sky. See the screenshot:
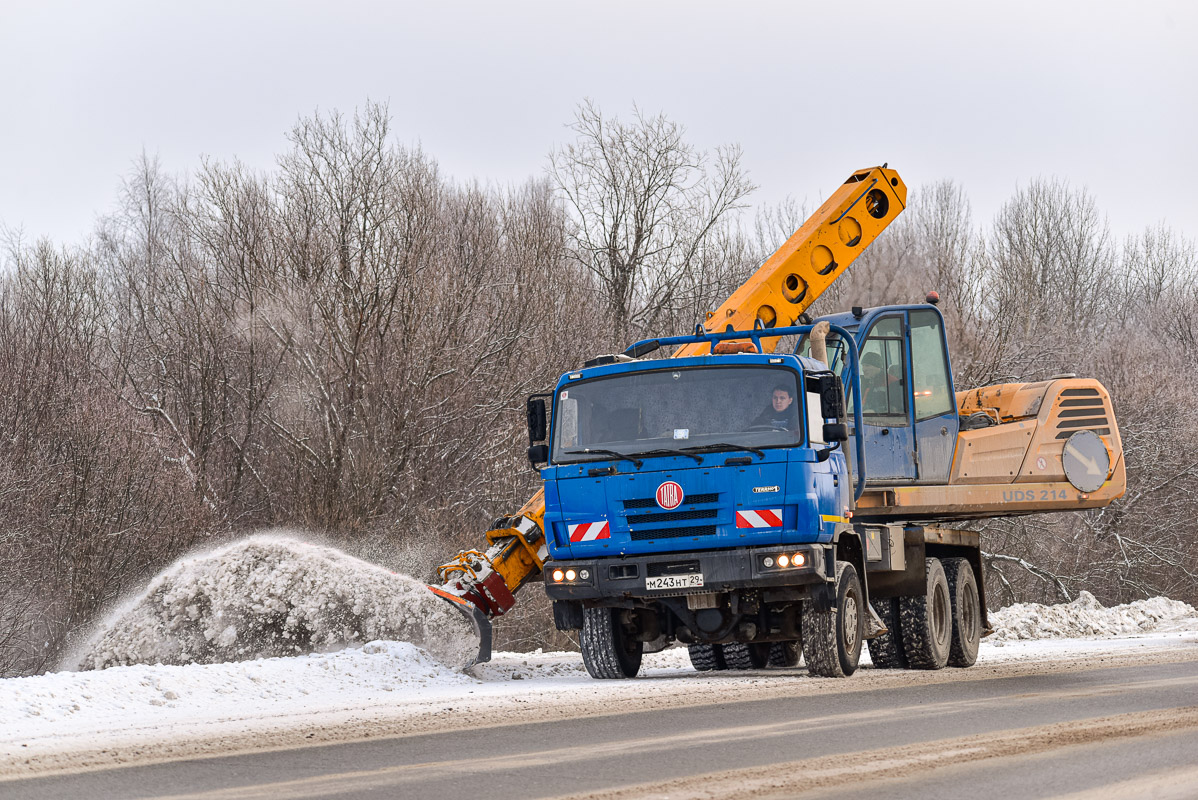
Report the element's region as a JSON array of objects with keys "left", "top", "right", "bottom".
[{"left": 2, "top": 0, "right": 1195, "bottom": 246}]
